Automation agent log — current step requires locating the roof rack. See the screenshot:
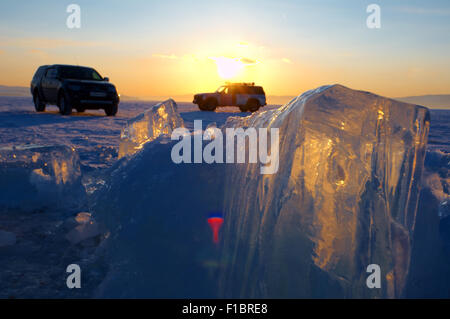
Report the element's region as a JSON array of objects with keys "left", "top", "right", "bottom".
[{"left": 225, "top": 82, "right": 255, "bottom": 86}]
